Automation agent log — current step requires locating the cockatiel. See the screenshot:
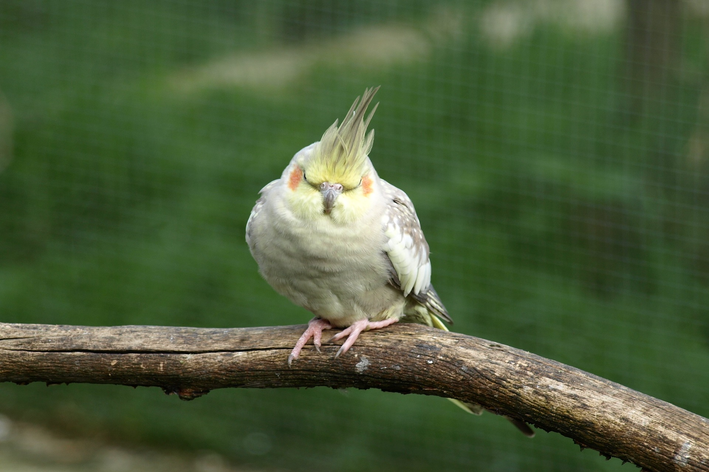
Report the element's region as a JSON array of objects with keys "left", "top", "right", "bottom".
[{"left": 246, "top": 87, "right": 533, "bottom": 437}]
